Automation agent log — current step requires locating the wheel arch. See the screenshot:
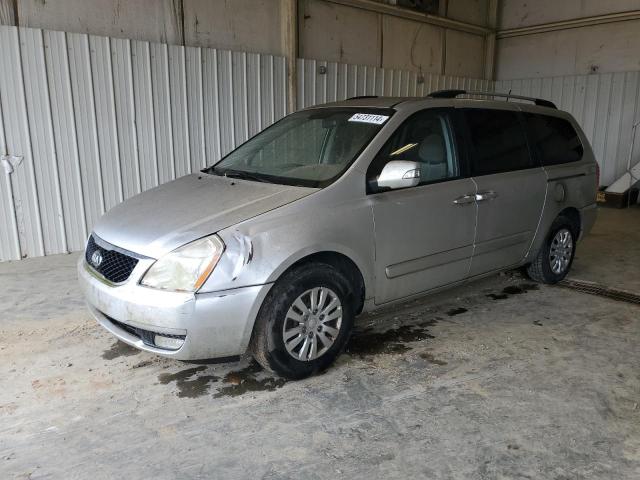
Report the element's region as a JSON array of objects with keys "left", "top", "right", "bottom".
[
  {"left": 557, "top": 206, "right": 581, "bottom": 238},
  {"left": 271, "top": 250, "right": 367, "bottom": 315},
  {"left": 526, "top": 205, "right": 583, "bottom": 265}
]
